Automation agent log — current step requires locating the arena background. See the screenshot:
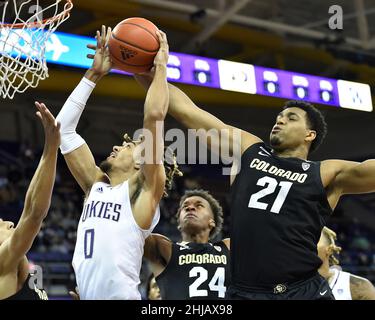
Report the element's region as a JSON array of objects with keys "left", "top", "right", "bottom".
[{"left": 0, "top": 0, "right": 375, "bottom": 299}]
